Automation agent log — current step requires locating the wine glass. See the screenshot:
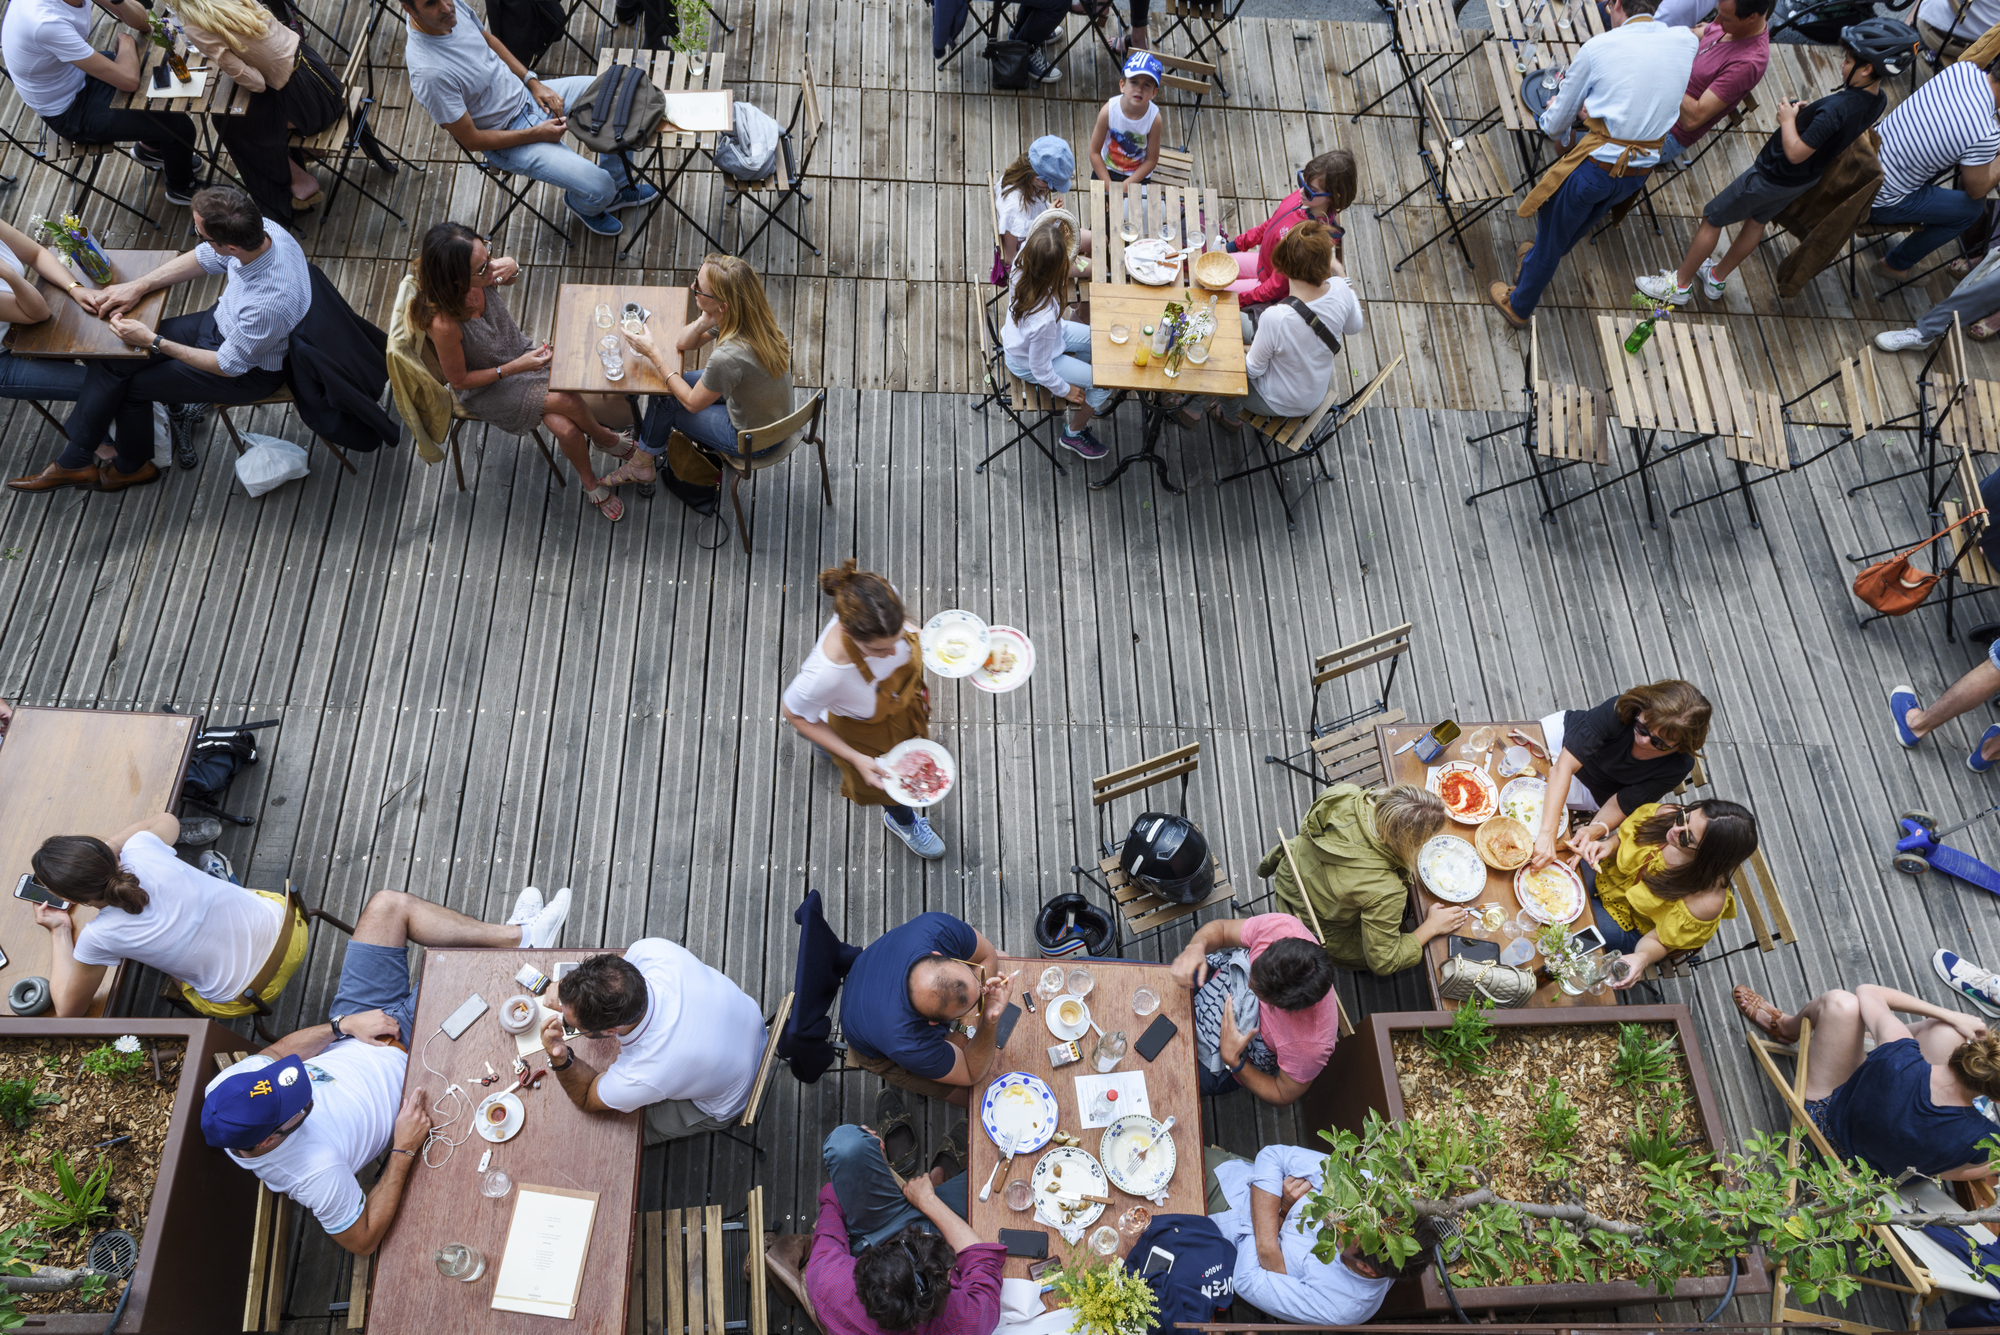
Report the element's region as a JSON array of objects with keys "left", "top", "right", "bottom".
[
  {"left": 1158, "top": 211, "right": 1177, "bottom": 244},
  {"left": 1118, "top": 196, "right": 1139, "bottom": 244}
]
